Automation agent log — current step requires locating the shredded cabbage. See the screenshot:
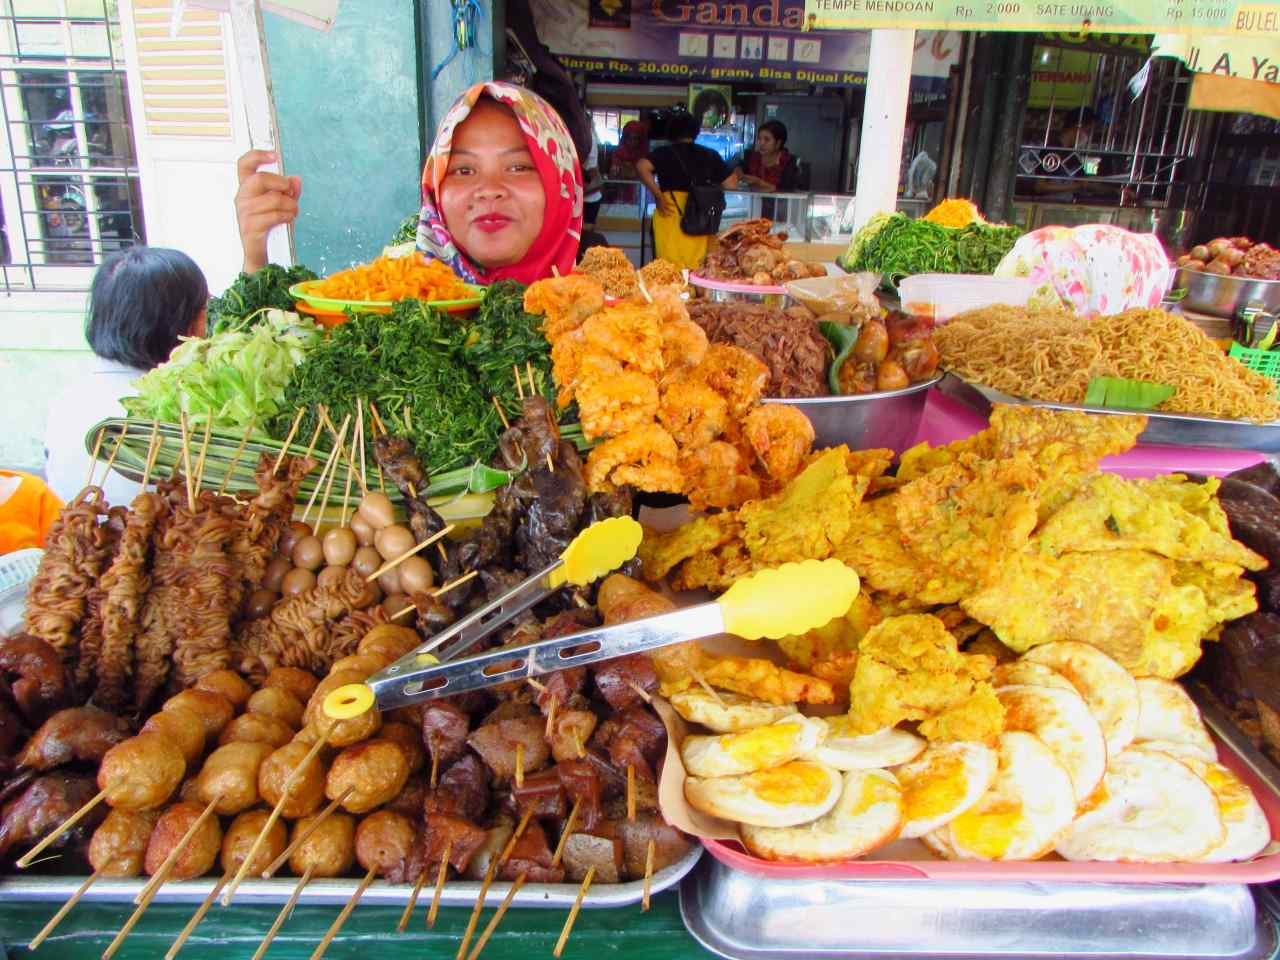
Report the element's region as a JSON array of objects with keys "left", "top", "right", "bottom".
[{"left": 122, "top": 310, "right": 322, "bottom": 432}]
